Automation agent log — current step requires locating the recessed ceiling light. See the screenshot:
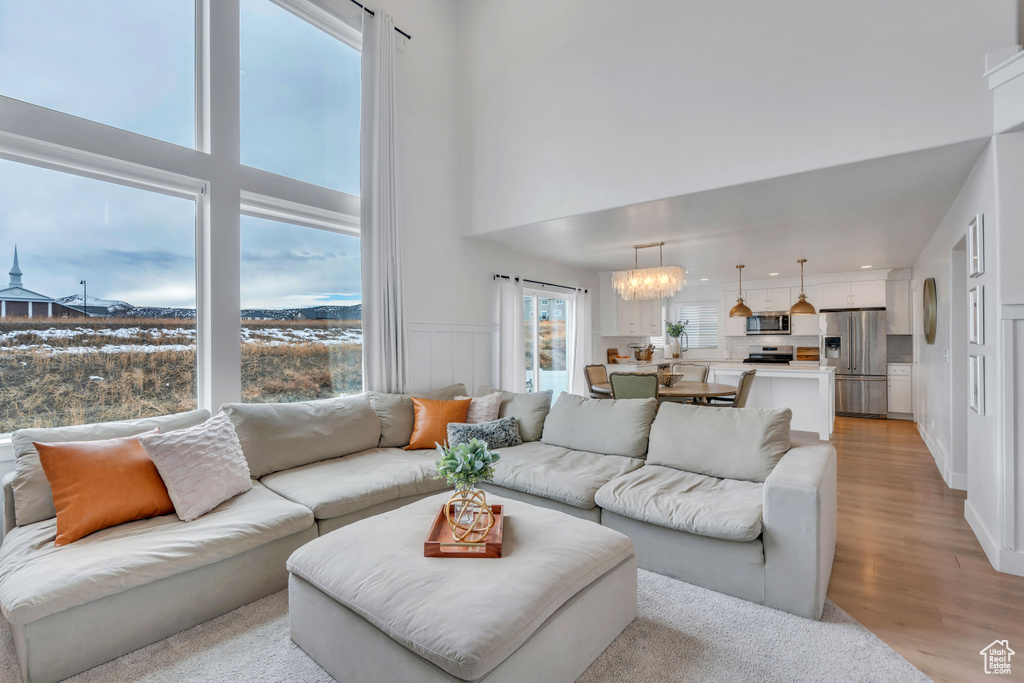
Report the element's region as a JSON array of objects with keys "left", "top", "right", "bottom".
[
  {"left": 861, "top": 265, "right": 872, "bottom": 269},
  {"left": 769, "top": 272, "right": 779, "bottom": 276},
  {"left": 700, "top": 278, "right": 709, "bottom": 281}
]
